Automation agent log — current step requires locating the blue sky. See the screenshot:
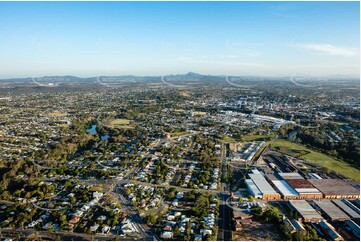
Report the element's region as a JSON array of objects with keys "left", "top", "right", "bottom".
[{"left": 0, "top": 1, "right": 359, "bottom": 78}]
